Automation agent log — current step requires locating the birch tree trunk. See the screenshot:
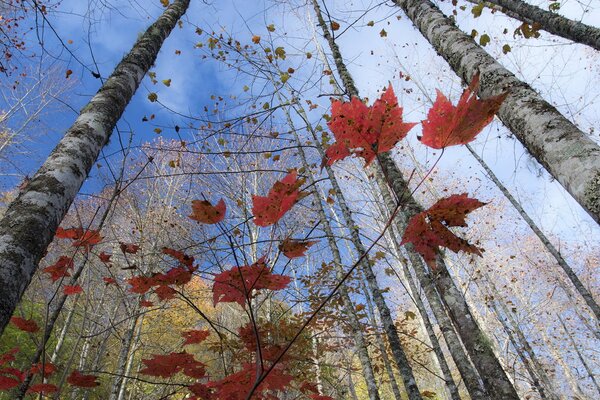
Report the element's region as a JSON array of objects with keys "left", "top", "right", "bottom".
[
  {"left": 310, "top": 1, "right": 520, "bottom": 397},
  {"left": 393, "top": 0, "right": 600, "bottom": 224},
  {"left": 0, "top": 0, "right": 191, "bottom": 334},
  {"left": 108, "top": 311, "right": 140, "bottom": 400},
  {"left": 466, "top": 144, "right": 600, "bottom": 322},
  {"left": 479, "top": 0, "right": 600, "bottom": 51}
]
